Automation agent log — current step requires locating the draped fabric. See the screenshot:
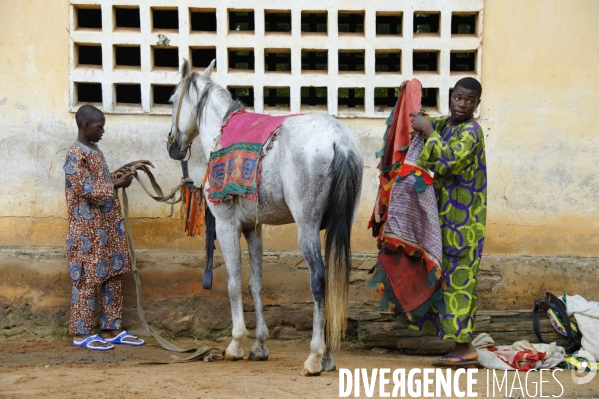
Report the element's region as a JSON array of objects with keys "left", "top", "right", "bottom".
[
  {"left": 377, "top": 132, "right": 444, "bottom": 314},
  {"left": 369, "top": 79, "right": 444, "bottom": 317},
  {"left": 369, "top": 80, "right": 423, "bottom": 239}
]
